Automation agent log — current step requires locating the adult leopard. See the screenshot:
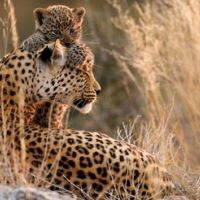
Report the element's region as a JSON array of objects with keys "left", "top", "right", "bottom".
[{"left": 0, "top": 40, "right": 174, "bottom": 199}]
